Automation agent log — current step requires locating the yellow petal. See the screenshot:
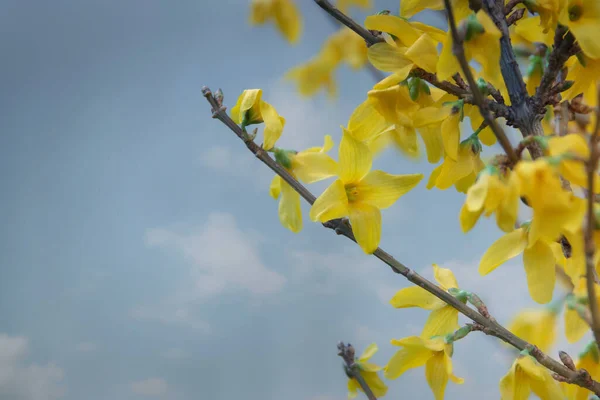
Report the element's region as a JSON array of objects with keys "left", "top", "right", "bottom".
[
  {"left": 568, "top": 19, "right": 600, "bottom": 60},
  {"left": 421, "top": 306, "right": 460, "bottom": 339},
  {"left": 348, "top": 203, "right": 381, "bottom": 254},
  {"left": 433, "top": 264, "right": 459, "bottom": 289},
  {"left": 441, "top": 113, "right": 460, "bottom": 160},
  {"left": 405, "top": 34, "right": 439, "bottom": 72},
  {"left": 359, "top": 343, "right": 378, "bottom": 361},
  {"left": 373, "top": 72, "right": 408, "bottom": 90},
  {"left": 309, "top": 179, "right": 349, "bottom": 222},
  {"left": 529, "top": 370, "right": 564, "bottom": 400},
  {"left": 367, "top": 42, "right": 414, "bottom": 73},
  {"left": 565, "top": 308, "right": 589, "bottom": 343},
  {"left": 292, "top": 152, "right": 338, "bottom": 184},
  {"left": 347, "top": 99, "right": 392, "bottom": 142},
  {"left": 517, "top": 356, "right": 544, "bottom": 381},
  {"left": 479, "top": 228, "right": 527, "bottom": 275},
  {"left": 425, "top": 351, "right": 449, "bottom": 400},
  {"left": 427, "top": 164, "right": 443, "bottom": 189},
  {"left": 459, "top": 202, "right": 483, "bottom": 233},
  {"left": 339, "top": 130, "right": 373, "bottom": 184},
  {"left": 230, "top": 89, "right": 263, "bottom": 124},
  {"left": 418, "top": 125, "right": 443, "bottom": 163},
  {"left": 465, "top": 175, "right": 489, "bottom": 212},
  {"left": 523, "top": 240, "right": 556, "bottom": 304},
  {"left": 355, "top": 170, "right": 423, "bottom": 209},
  {"left": 500, "top": 362, "right": 531, "bottom": 400},
  {"left": 390, "top": 286, "right": 445, "bottom": 310},
  {"left": 436, "top": 34, "right": 460, "bottom": 81},
  {"left": 385, "top": 347, "right": 433, "bottom": 379},
  {"left": 270, "top": 175, "right": 282, "bottom": 199},
  {"left": 360, "top": 370, "right": 388, "bottom": 397},
  {"left": 260, "top": 101, "right": 285, "bottom": 150},
  {"left": 347, "top": 377, "right": 360, "bottom": 398},
  {"left": 278, "top": 180, "right": 302, "bottom": 233},
  {"left": 274, "top": 0, "right": 302, "bottom": 44},
  {"left": 364, "top": 15, "right": 421, "bottom": 46},
  {"left": 400, "top": 0, "right": 443, "bottom": 18}
]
